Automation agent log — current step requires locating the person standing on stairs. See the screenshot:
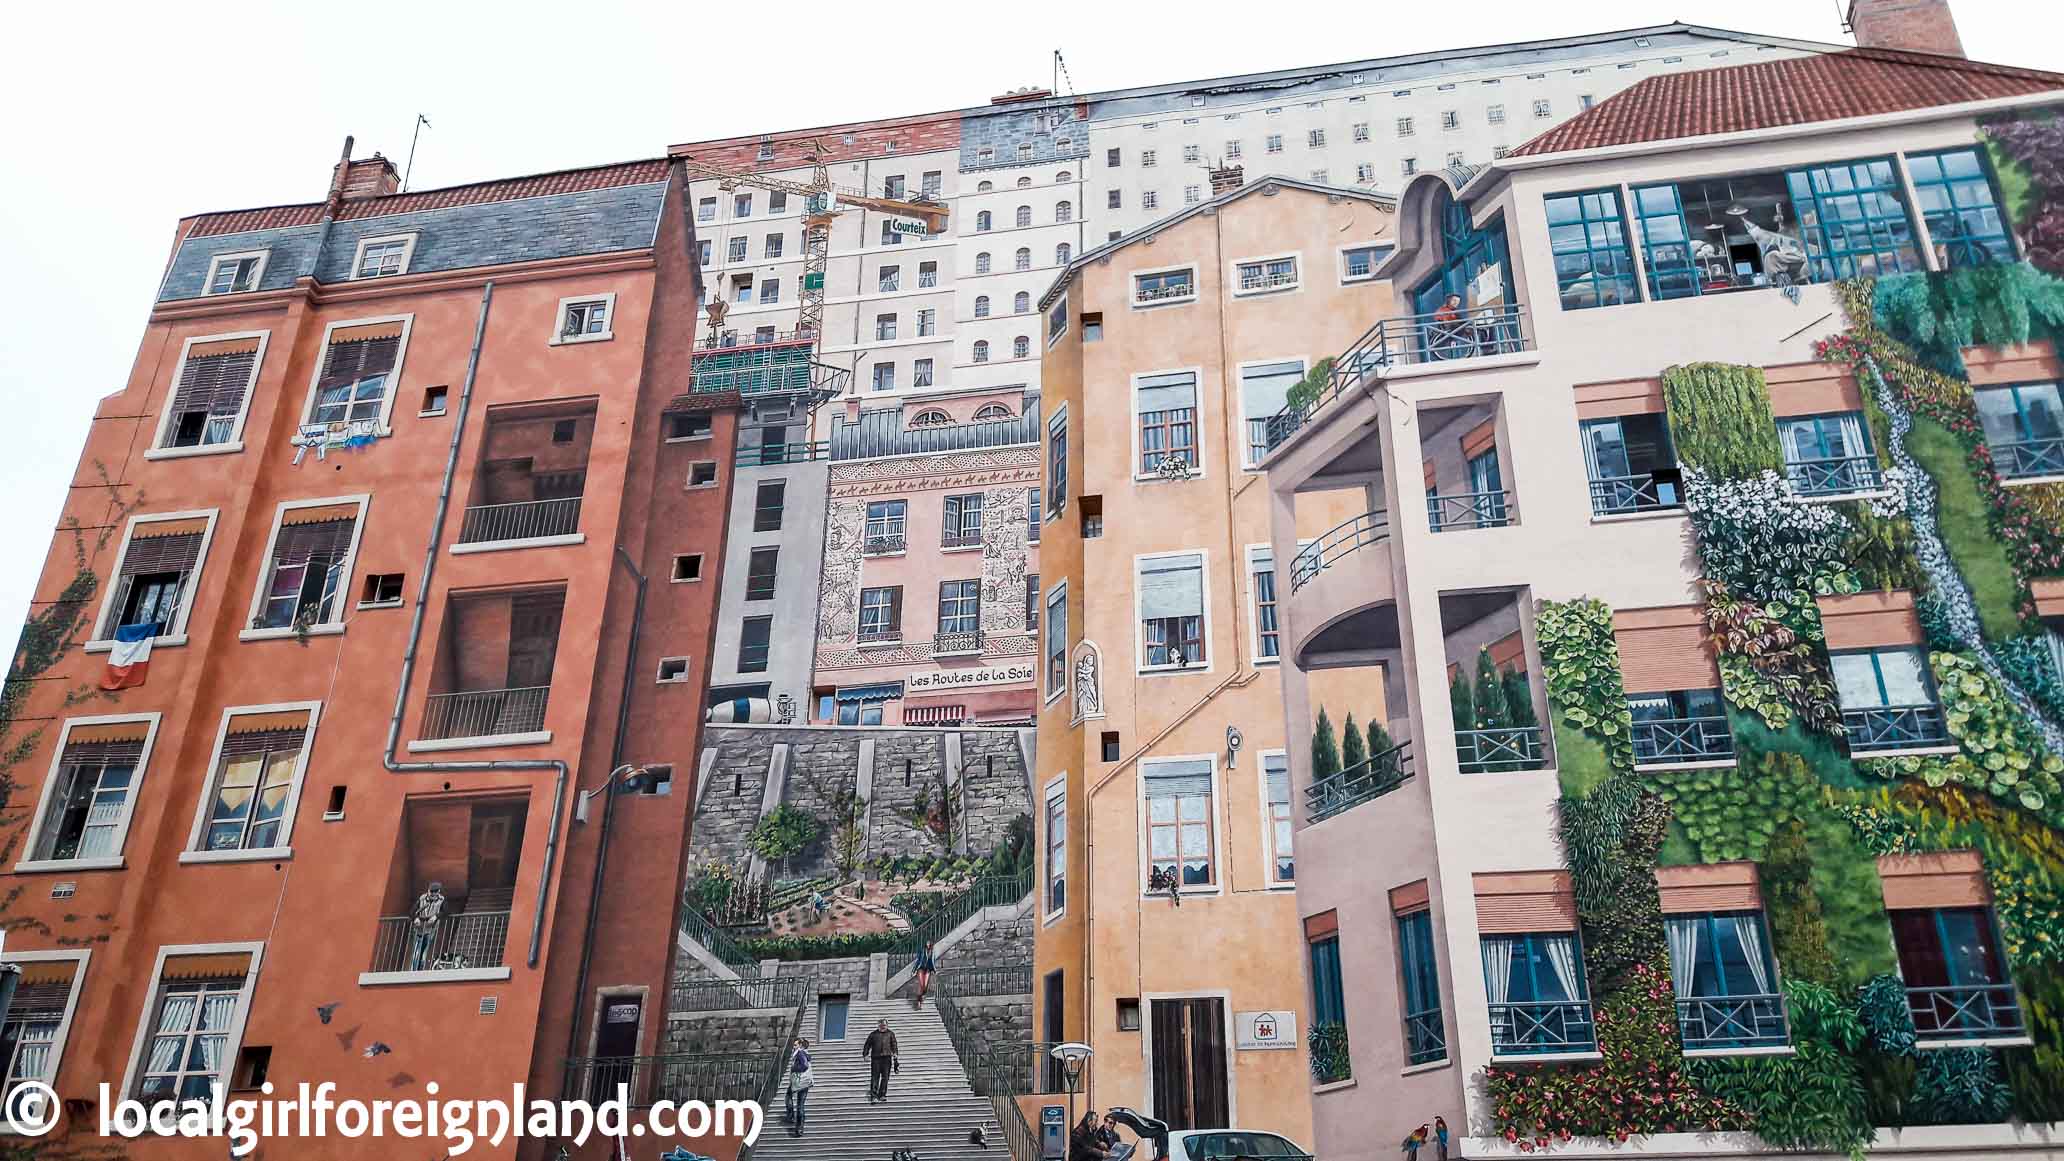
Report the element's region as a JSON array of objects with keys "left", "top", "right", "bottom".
[
  {"left": 914, "top": 940, "right": 937, "bottom": 1005},
  {"left": 863, "top": 1019, "right": 900, "bottom": 1102},
  {"left": 785, "top": 1037, "right": 814, "bottom": 1134}
]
